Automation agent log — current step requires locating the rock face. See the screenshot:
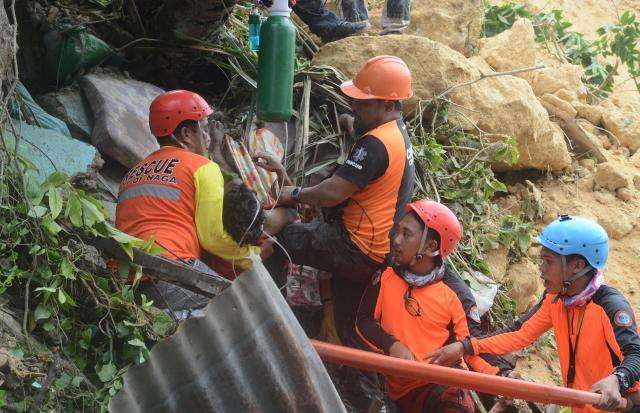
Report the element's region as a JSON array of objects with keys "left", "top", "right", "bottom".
[
  {"left": 530, "top": 64, "right": 586, "bottom": 101},
  {"left": 594, "top": 162, "right": 631, "bottom": 191},
  {"left": 313, "top": 35, "right": 571, "bottom": 171},
  {"left": 480, "top": 19, "right": 536, "bottom": 75},
  {"left": 601, "top": 109, "right": 640, "bottom": 153},
  {"left": 406, "top": 0, "right": 483, "bottom": 57},
  {"left": 81, "top": 74, "right": 162, "bottom": 168},
  {"left": 37, "top": 87, "right": 94, "bottom": 142},
  {"left": 505, "top": 258, "right": 542, "bottom": 313}
]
